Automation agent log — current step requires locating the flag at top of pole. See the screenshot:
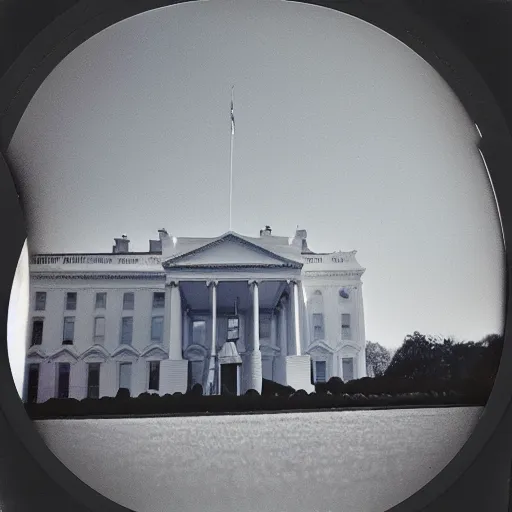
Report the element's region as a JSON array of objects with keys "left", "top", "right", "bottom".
[
  {"left": 230, "top": 86, "right": 235, "bottom": 135},
  {"left": 229, "top": 86, "right": 235, "bottom": 231}
]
